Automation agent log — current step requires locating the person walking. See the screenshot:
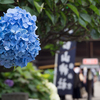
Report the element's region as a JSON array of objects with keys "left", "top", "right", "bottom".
[{"left": 72, "top": 67, "right": 82, "bottom": 100}]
